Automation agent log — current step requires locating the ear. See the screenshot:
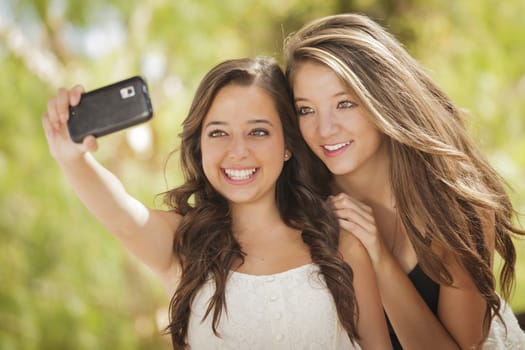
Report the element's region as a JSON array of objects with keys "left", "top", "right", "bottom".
[{"left": 284, "top": 149, "right": 292, "bottom": 161}]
